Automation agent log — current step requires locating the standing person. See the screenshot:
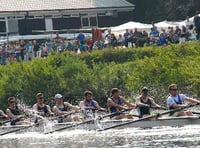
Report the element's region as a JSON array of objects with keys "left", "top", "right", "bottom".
[
  {"left": 104, "top": 29, "right": 111, "bottom": 48},
  {"left": 194, "top": 11, "right": 200, "bottom": 40},
  {"left": 15, "top": 41, "right": 21, "bottom": 62},
  {"left": 167, "top": 84, "right": 200, "bottom": 116},
  {"left": 185, "top": 16, "right": 193, "bottom": 31},
  {"left": 19, "top": 39, "right": 26, "bottom": 61},
  {"left": 52, "top": 93, "right": 81, "bottom": 122},
  {"left": 33, "top": 40, "right": 40, "bottom": 58},
  {"left": 0, "top": 46, "right": 7, "bottom": 65},
  {"left": 6, "top": 97, "right": 31, "bottom": 125},
  {"left": 79, "top": 90, "right": 107, "bottom": 119},
  {"left": 123, "top": 29, "right": 130, "bottom": 47},
  {"left": 107, "top": 88, "right": 135, "bottom": 119},
  {"left": 32, "top": 93, "right": 54, "bottom": 117},
  {"left": 136, "top": 87, "right": 162, "bottom": 118}
]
